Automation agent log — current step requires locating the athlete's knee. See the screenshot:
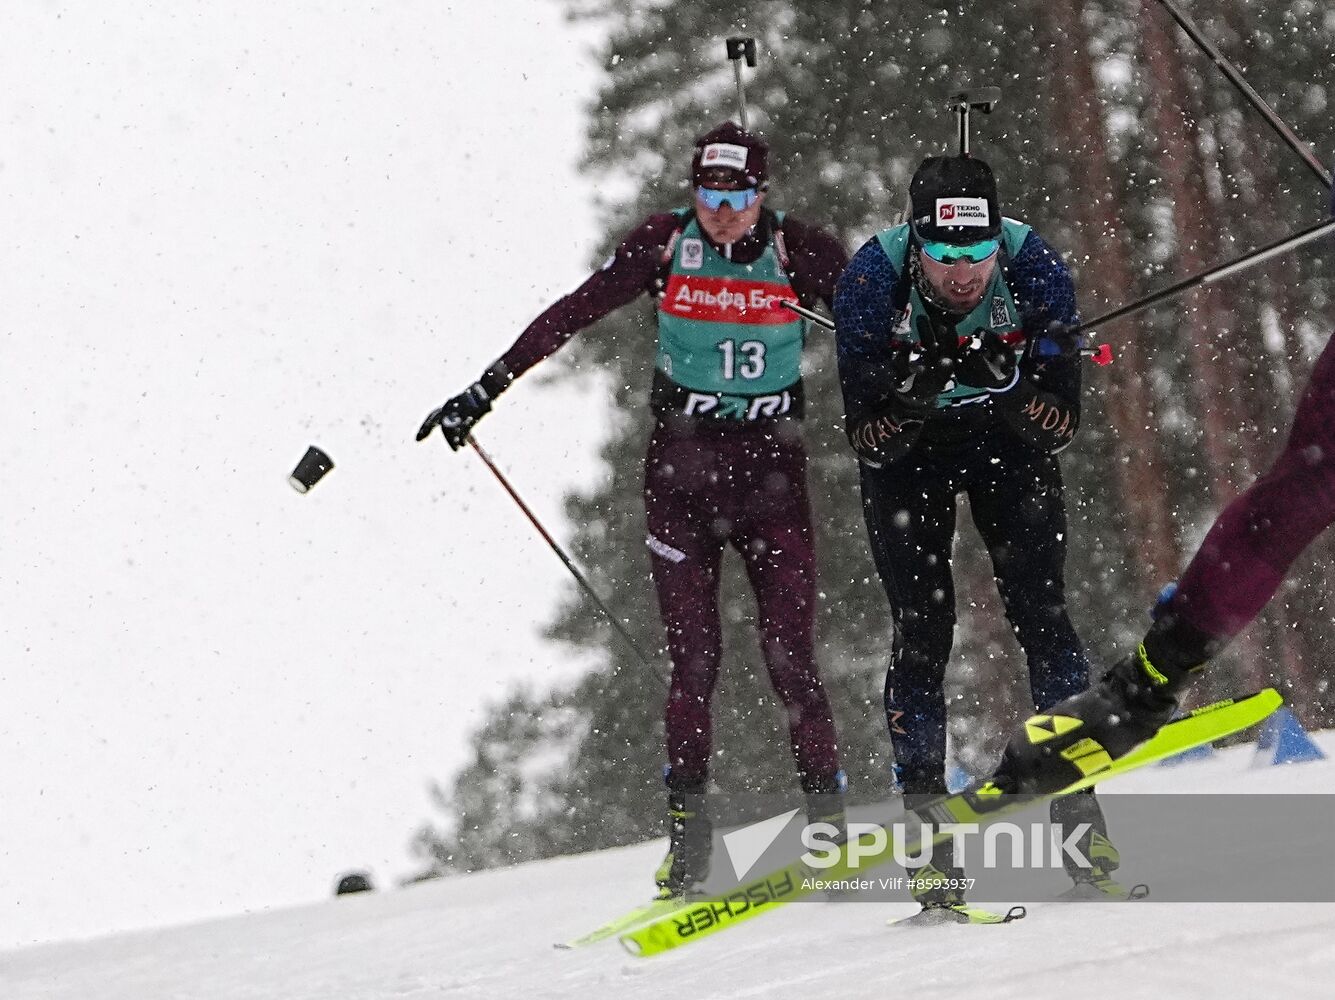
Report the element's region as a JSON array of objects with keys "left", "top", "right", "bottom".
[
  {"left": 1278, "top": 445, "right": 1335, "bottom": 525},
  {"left": 1004, "top": 592, "right": 1073, "bottom": 641},
  {"left": 887, "top": 637, "right": 952, "bottom": 710},
  {"left": 896, "top": 586, "right": 956, "bottom": 631},
  {"left": 779, "top": 684, "right": 836, "bottom": 742},
  {"left": 757, "top": 604, "right": 816, "bottom": 669},
  {"left": 1228, "top": 446, "right": 1335, "bottom": 556},
  {"left": 667, "top": 653, "right": 720, "bottom": 703},
  {"left": 661, "top": 625, "right": 719, "bottom": 671},
  {"left": 894, "top": 607, "right": 955, "bottom": 667},
  {"left": 763, "top": 640, "right": 822, "bottom": 699}
]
